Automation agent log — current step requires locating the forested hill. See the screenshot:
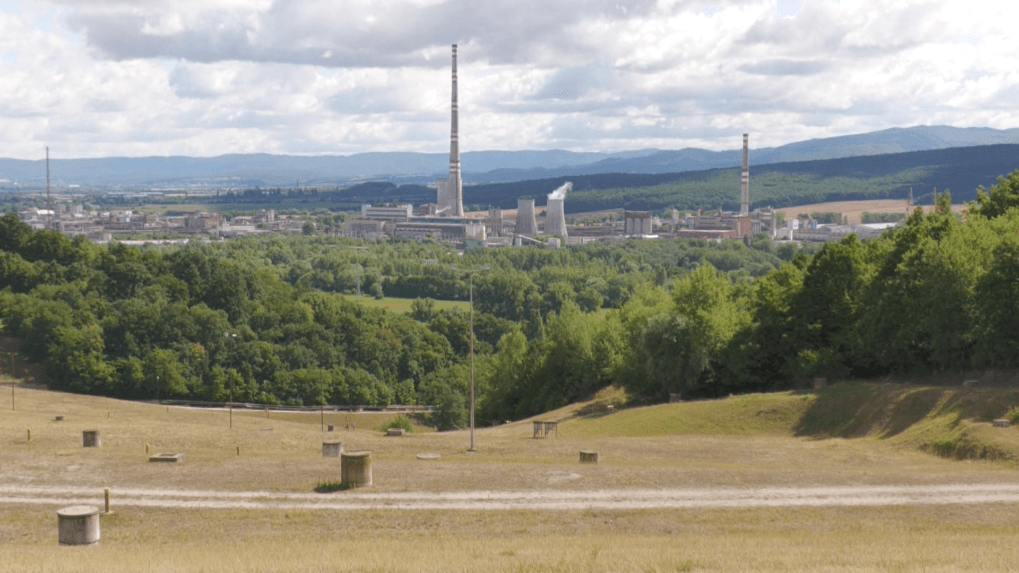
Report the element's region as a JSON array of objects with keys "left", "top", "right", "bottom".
[
  {"left": 210, "top": 143, "right": 1019, "bottom": 214},
  {"left": 467, "top": 143, "right": 1019, "bottom": 211}
]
